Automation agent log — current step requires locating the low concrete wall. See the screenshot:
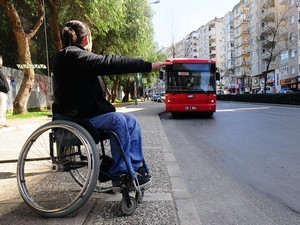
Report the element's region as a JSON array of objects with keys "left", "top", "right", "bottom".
[{"left": 1, "top": 66, "right": 52, "bottom": 111}]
